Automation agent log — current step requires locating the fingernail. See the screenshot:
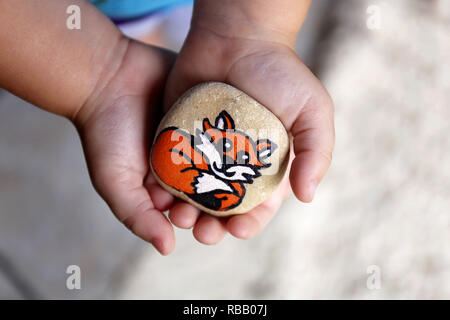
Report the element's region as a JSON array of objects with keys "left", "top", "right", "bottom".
[
  {"left": 307, "top": 181, "right": 318, "bottom": 202},
  {"left": 151, "top": 238, "right": 166, "bottom": 255}
]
